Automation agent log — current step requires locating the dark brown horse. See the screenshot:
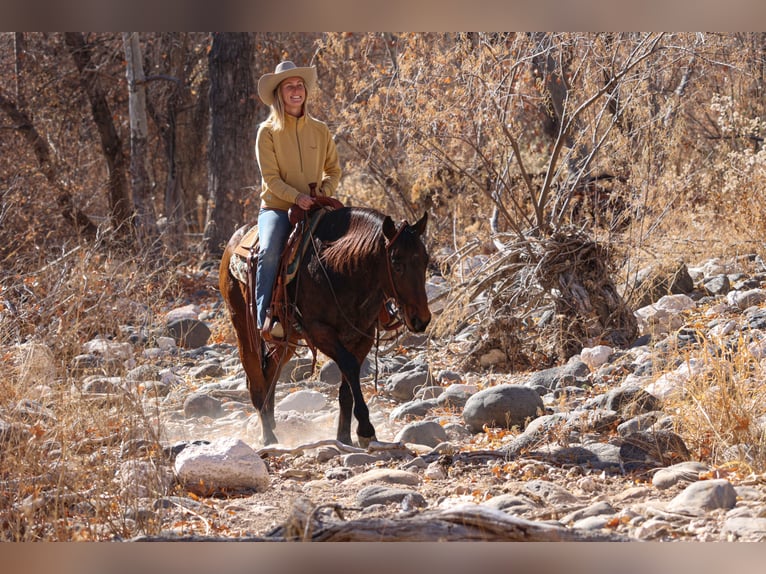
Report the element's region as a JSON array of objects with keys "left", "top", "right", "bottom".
[{"left": 219, "top": 207, "right": 431, "bottom": 447}]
